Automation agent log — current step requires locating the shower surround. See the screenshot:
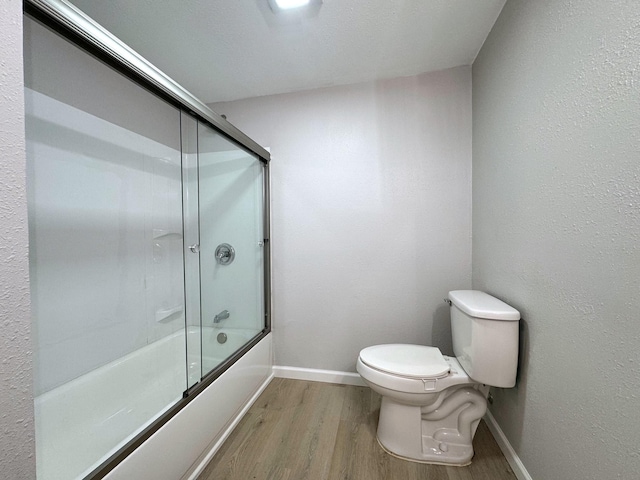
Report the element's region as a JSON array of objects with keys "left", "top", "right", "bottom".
[{"left": 24, "top": 3, "right": 272, "bottom": 478}]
